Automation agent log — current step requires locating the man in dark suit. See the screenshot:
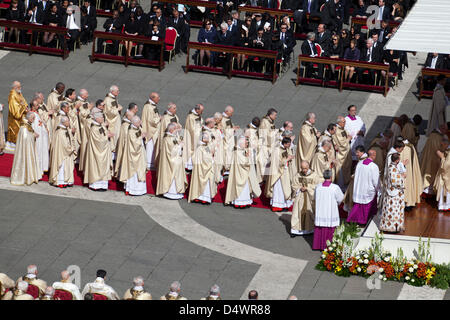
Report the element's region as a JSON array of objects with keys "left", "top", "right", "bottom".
[
  {"left": 423, "top": 52, "right": 446, "bottom": 90},
  {"left": 357, "top": 38, "right": 382, "bottom": 84},
  {"left": 375, "top": 20, "right": 390, "bottom": 44},
  {"left": 25, "top": 2, "right": 44, "bottom": 24},
  {"left": 249, "top": 27, "right": 272, "bottom": 72},
  {"left": 279, "top": 22, "right": 296, "bottom": 64},
  {"left": 249, "top": 13, "right": 265, "bottom": 38},
  {"left": 377, "top": 0, "right": 391, "bottom": 22},
  {"left": 314, "top": 23, "right": 331, "bottom": 56},
  {"left": 293, "top": 0, "right": 319, "bottom": 33},
  {"left": 261, "top": 0, "right": 277, "bottom": 8},
  {"left": 37, "top": 0, "right": 49, "bottom": 14},
  {"left": 168, "top": 8, "right": 187, "bottom": 54},
  {"left": 95, "top": 9, "right": 123, "bottom": 55},
  {"left": 321, "top": 0, "right": 342, "bottom": 32},
  {"left": 301, "top": 32, "right": 323, "bottom": 78},
  {"left": 19, "top": 0, "right": 38, "bottom": 15}
]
